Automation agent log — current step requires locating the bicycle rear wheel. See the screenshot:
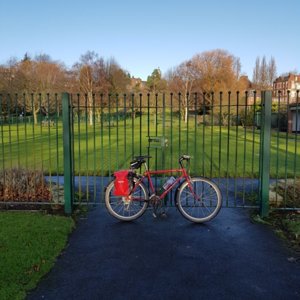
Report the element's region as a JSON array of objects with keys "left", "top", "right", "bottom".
[
  {"left": 105, "top": 180, "right": 148, "bottom": 221},
  {"left": 177, "top": 177, "right": 222, "bottom": 223}
]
